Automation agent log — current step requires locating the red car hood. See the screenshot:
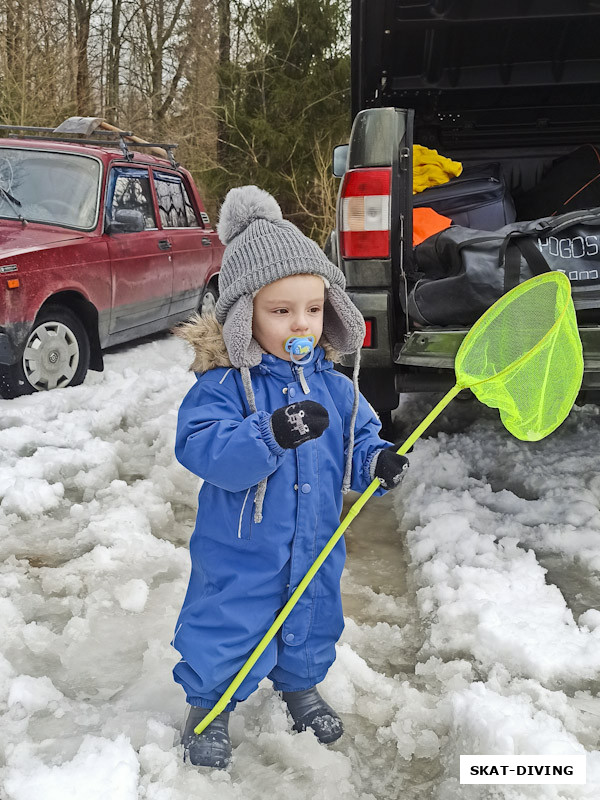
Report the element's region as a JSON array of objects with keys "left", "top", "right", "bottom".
[{"left": 0, "top": 223, "right": 85, "bottom": 260}]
